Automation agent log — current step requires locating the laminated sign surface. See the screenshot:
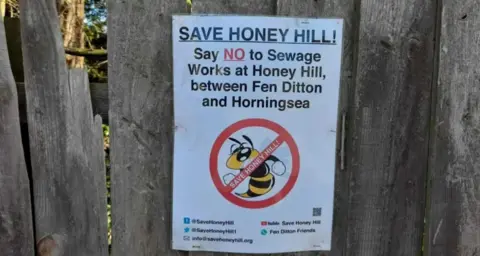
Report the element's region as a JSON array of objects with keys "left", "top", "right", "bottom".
[{"left": 171, "top": 14, "right": 343, "bottom": 254}]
